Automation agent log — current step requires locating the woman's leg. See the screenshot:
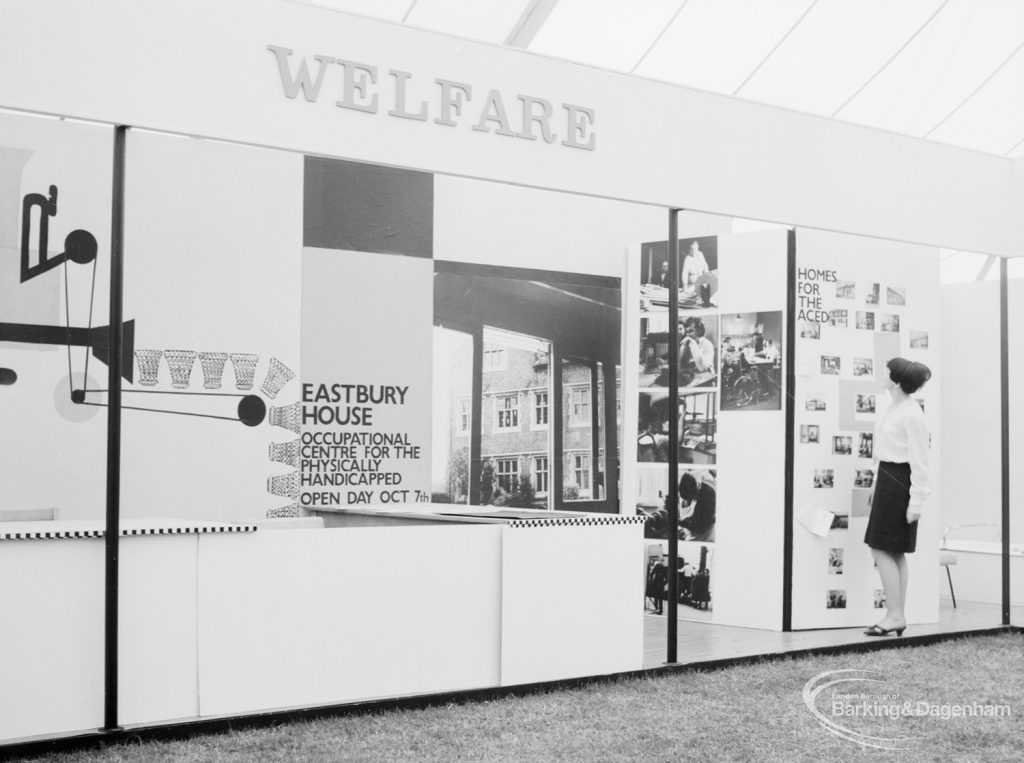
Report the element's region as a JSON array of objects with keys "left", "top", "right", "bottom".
[
  {"left": 870, "top": 548, "right": 907, "bottom": 628},
  {"left": 896, "top": 552, "right": 909, "bottom": 618}
]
